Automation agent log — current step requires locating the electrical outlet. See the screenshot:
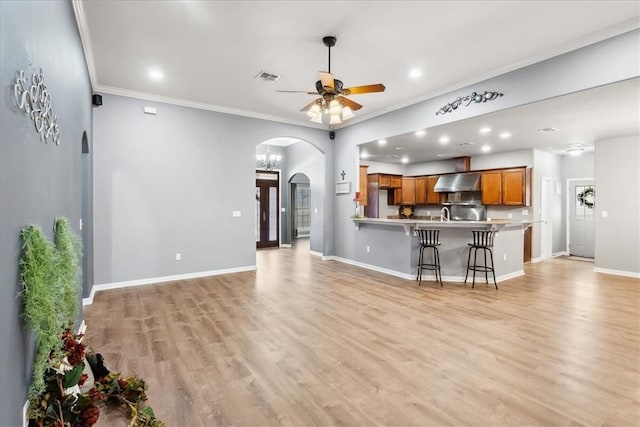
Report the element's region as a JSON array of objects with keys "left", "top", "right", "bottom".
[
  {"left": 175, "top": 253, "right": 181, "bottom": 261},
  {"left": 366, "top": 246, "right": 371, "bottom": 253},
  {"left": 601, "top": 211, "right": 608, "bottom": 218},
  {"left": 508, "top": 213, "right": 513, "bottom": 219},
  {"left": 522, "top": 209, "right": 529, "bottom": 216},
  {"left": 427, "top": 211, "right": 431, "bottom": 216},
  {"left": 503, "top": 253, "right": 507, "bottom": 261}
]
